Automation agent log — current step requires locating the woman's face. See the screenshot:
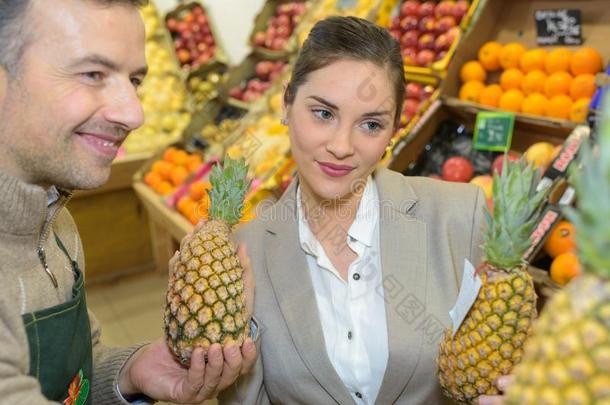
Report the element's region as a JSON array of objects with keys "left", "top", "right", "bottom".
[{"left": 286, "top": 59, "right": 396, "bottom": 203}]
